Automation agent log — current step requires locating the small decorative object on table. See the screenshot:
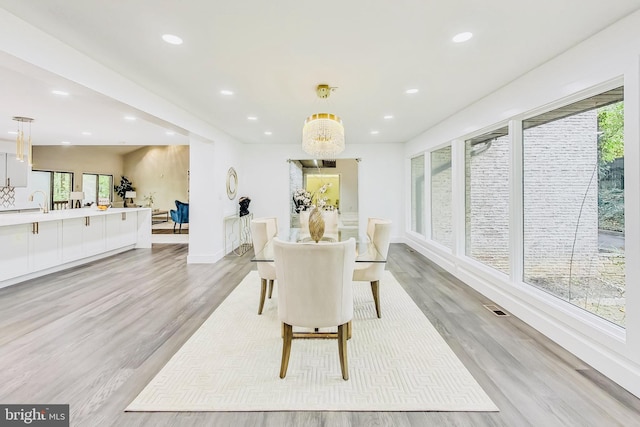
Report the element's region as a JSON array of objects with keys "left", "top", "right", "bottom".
[
  {"left": 143, "top": 192, "right": 156, "bottom": 208},
  {"left": 308, "top": 207, "right": 325, "bottom": 243},
  {"left": 239, "top": 196, "right": 251, "bottom": 217}
]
